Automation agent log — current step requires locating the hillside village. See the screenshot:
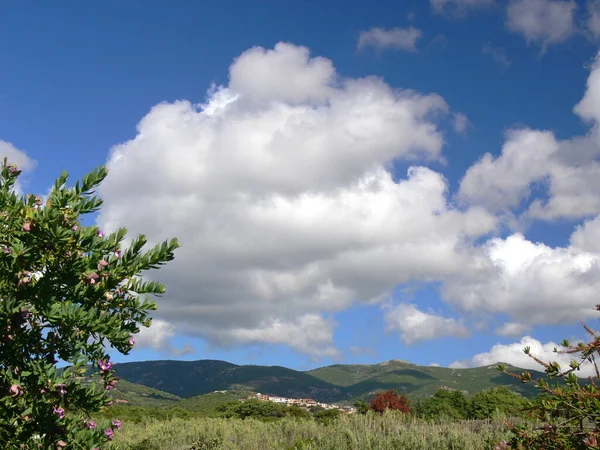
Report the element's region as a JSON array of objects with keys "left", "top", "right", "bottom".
[{"left": 244, "top": 392, "right": 357, "bottom": 414}]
